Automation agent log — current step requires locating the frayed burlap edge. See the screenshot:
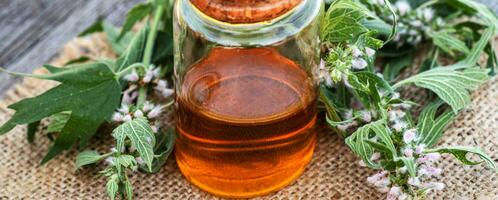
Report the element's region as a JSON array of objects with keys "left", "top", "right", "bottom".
[{"left": 0, "top": 34, "right": 497, "bottom": 200}]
